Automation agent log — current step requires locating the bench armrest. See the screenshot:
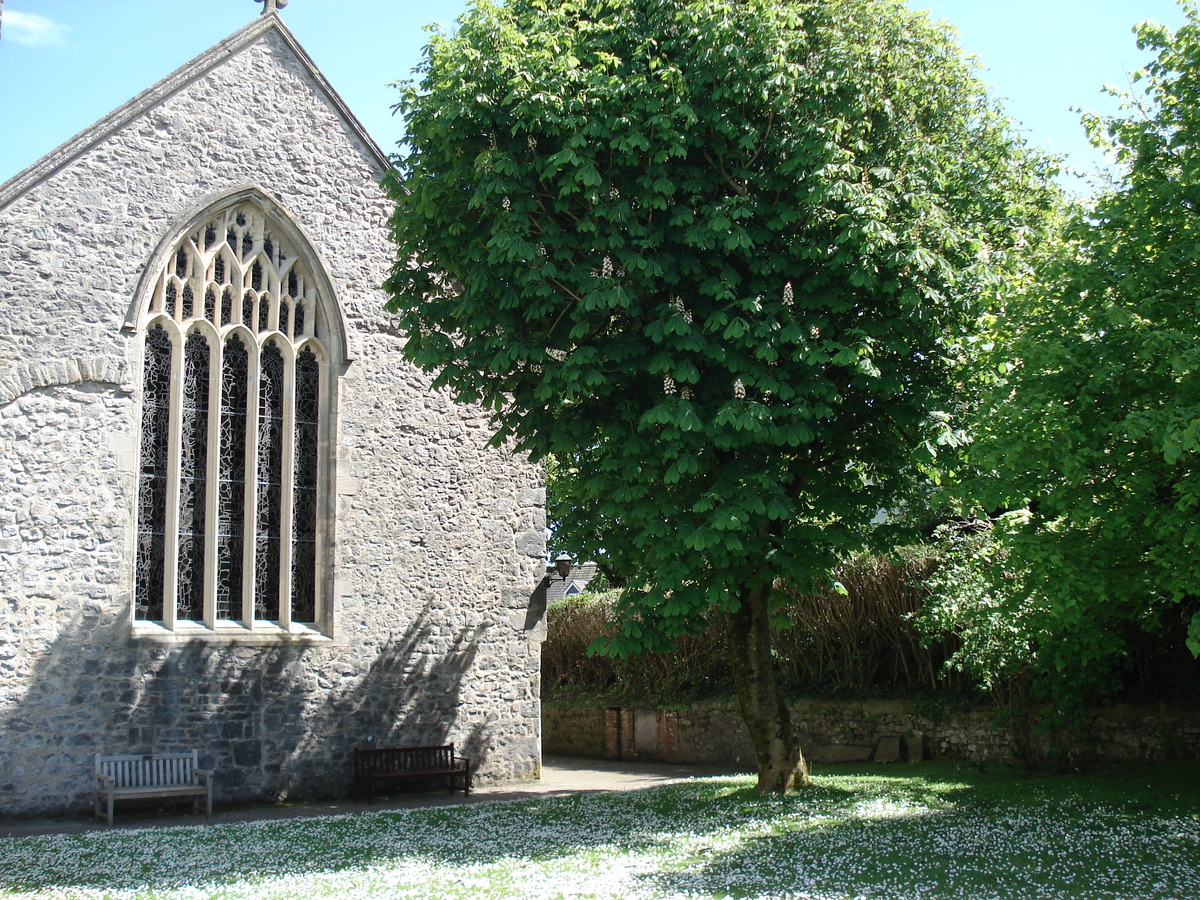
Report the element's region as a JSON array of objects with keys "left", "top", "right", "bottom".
[
  {"left": 194, "top": 768, "right": 214, "bottom": 782},
  {"left": 95, "top": 772, "right": 115, "bottom": 788}
]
